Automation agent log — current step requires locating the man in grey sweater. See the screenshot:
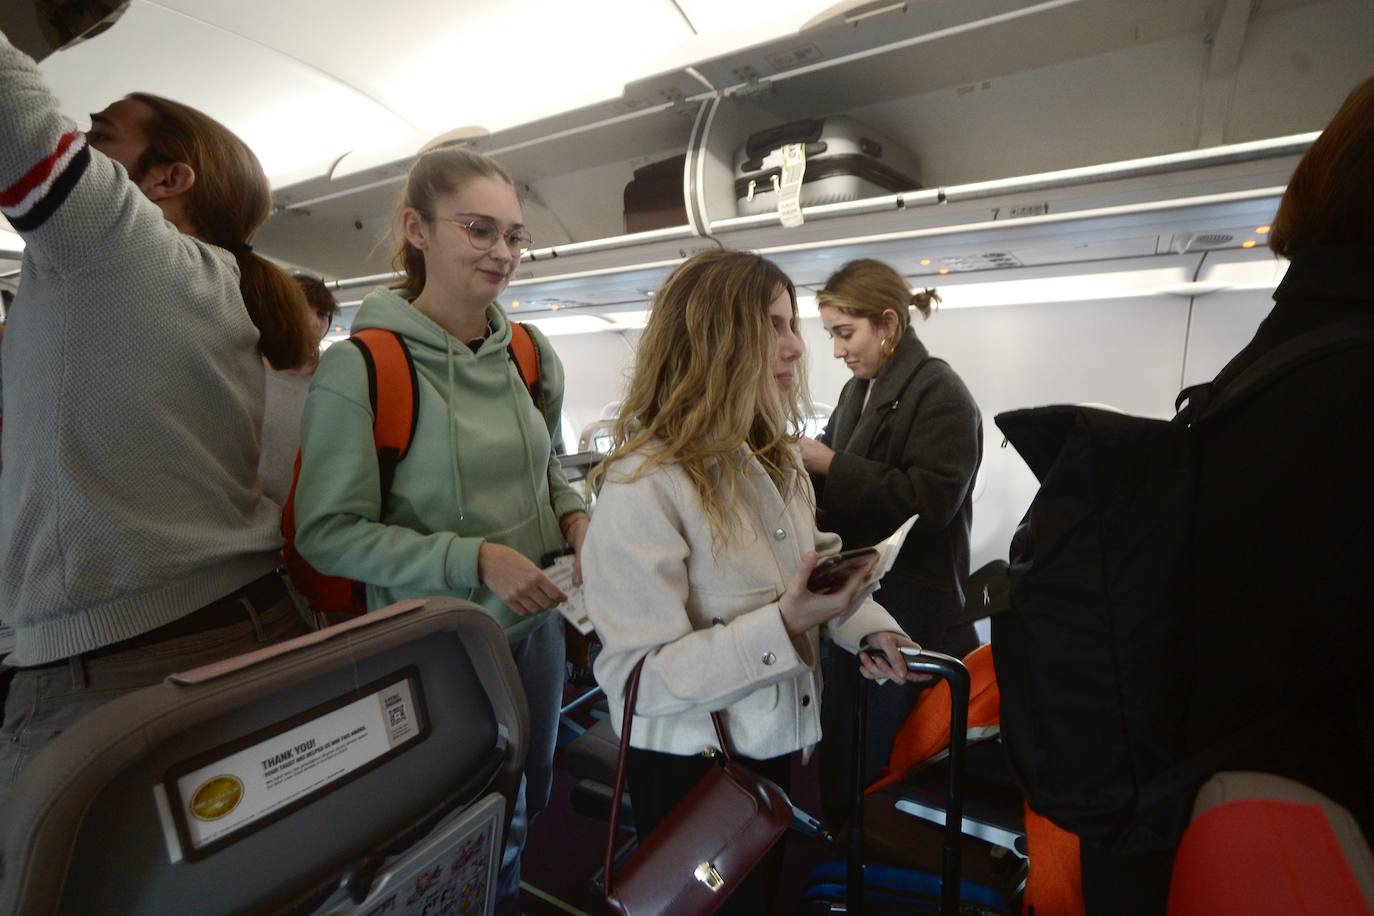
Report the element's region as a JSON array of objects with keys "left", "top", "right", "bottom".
[{"left": 0, "top": 19, "right": 313, "bottom": 804}]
